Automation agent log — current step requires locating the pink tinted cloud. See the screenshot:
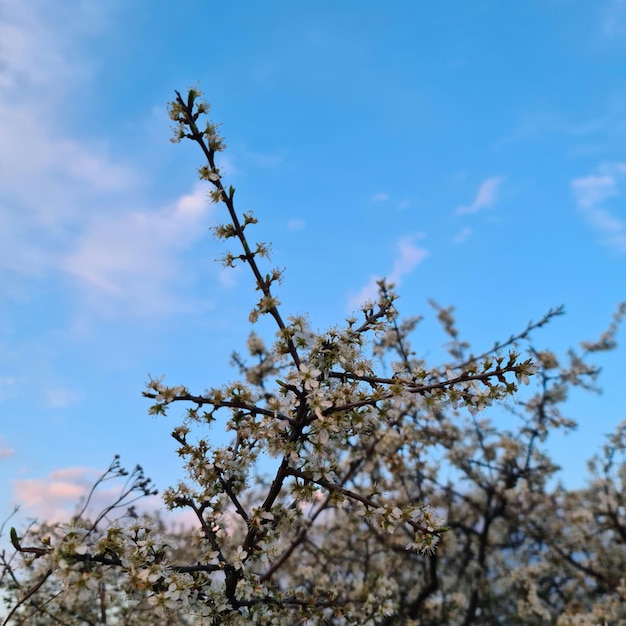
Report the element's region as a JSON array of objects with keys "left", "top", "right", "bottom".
[
  {"left": 0, "top": 443, "right": 15, "bottom": 459},
  {"left": 13, "top": 466, "right": 103, "bottom": 522},
  {"left": 12, "top": 465, "right": 200, "bottom": 528}
]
